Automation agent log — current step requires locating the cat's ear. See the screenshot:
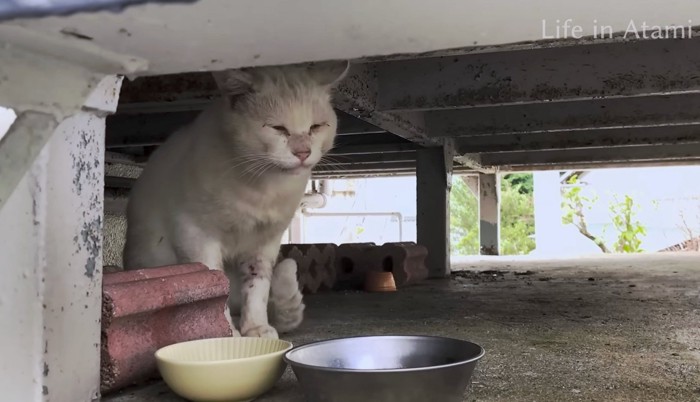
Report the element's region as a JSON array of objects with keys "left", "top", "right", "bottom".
[
  {"left": 211, "top": 69, "right": 254, "bottom": 95},
  {"left": 306, "top": 60, "right": 350, "bottom": 88}
]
